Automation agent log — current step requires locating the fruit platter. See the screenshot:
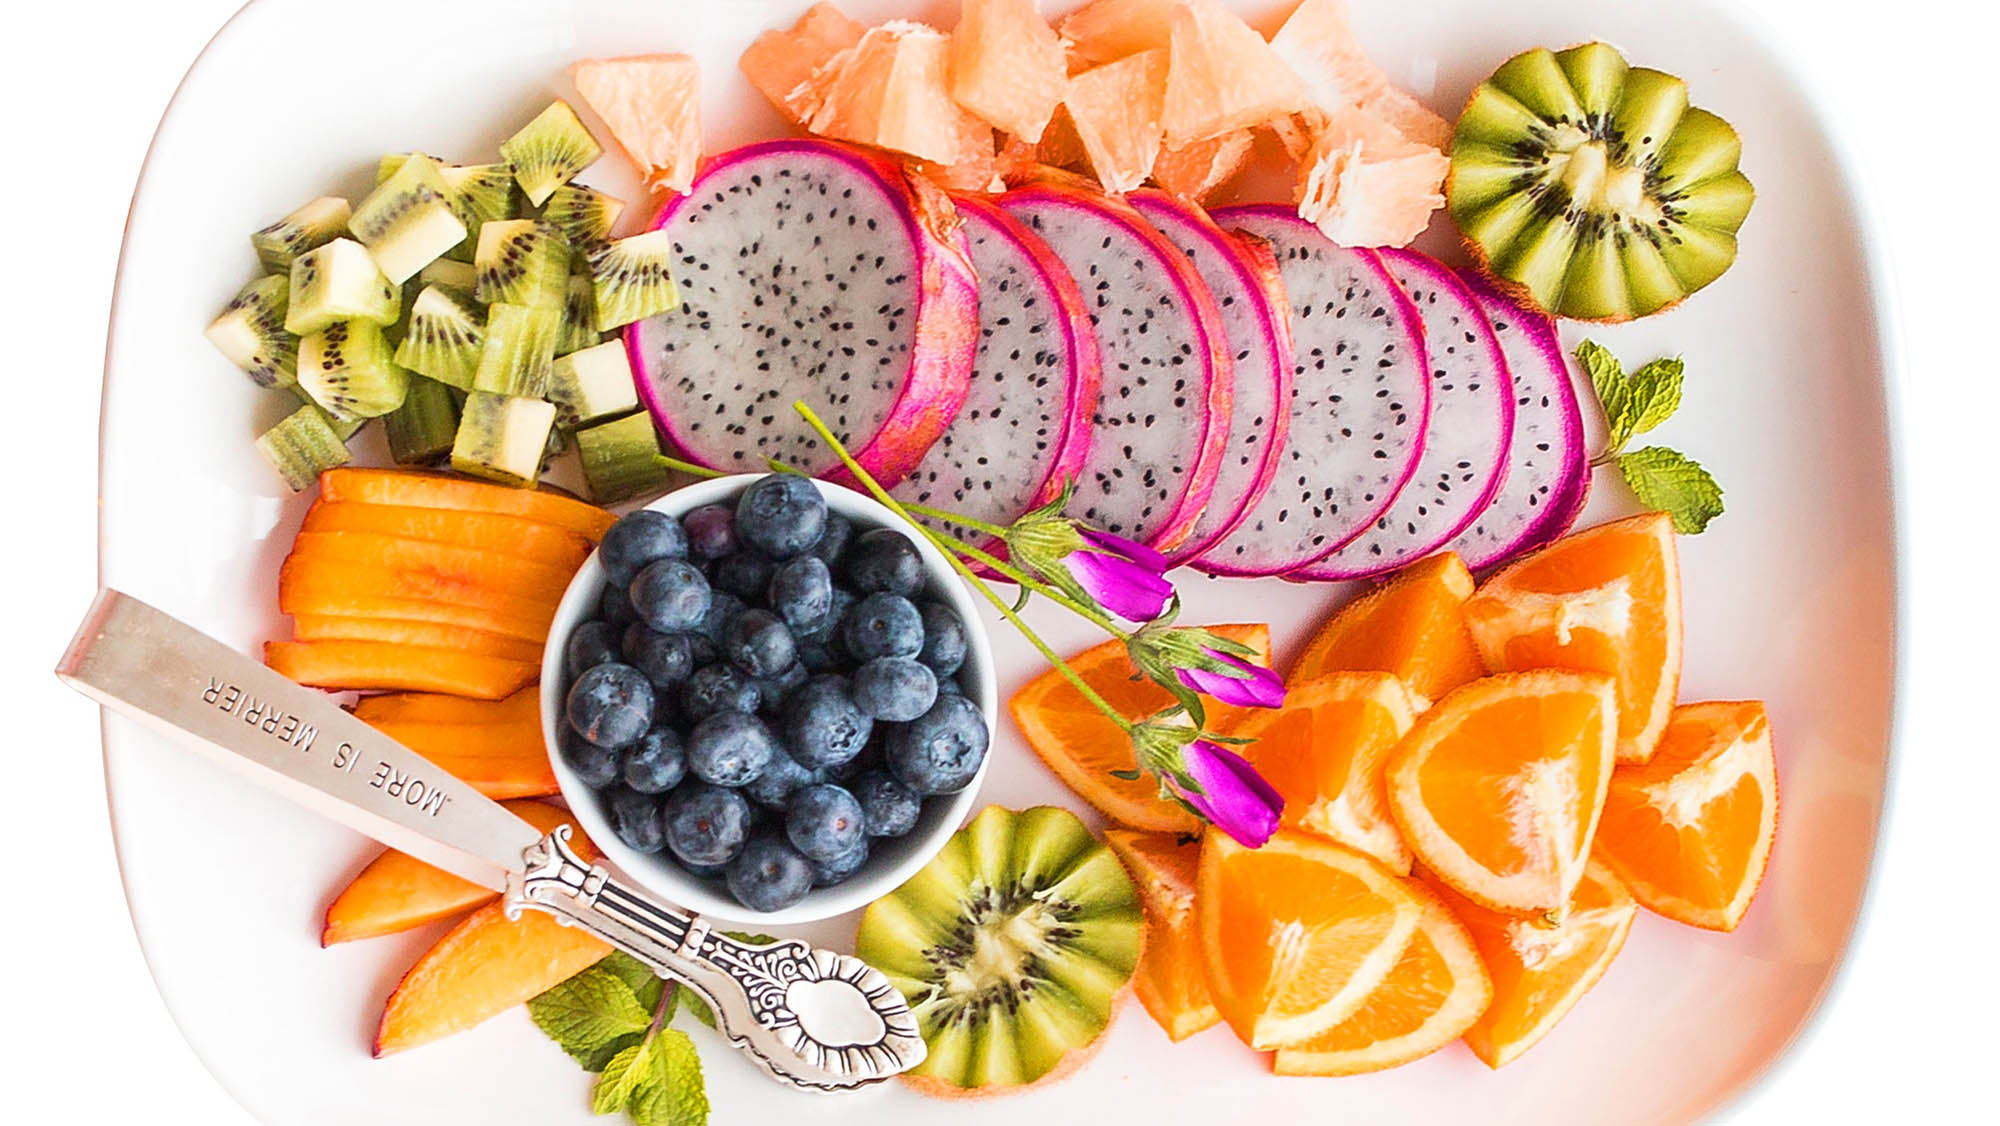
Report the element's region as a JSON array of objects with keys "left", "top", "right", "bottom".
[{"left": 94, "top": 0, "right": 1897, "bottom": 1122}]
